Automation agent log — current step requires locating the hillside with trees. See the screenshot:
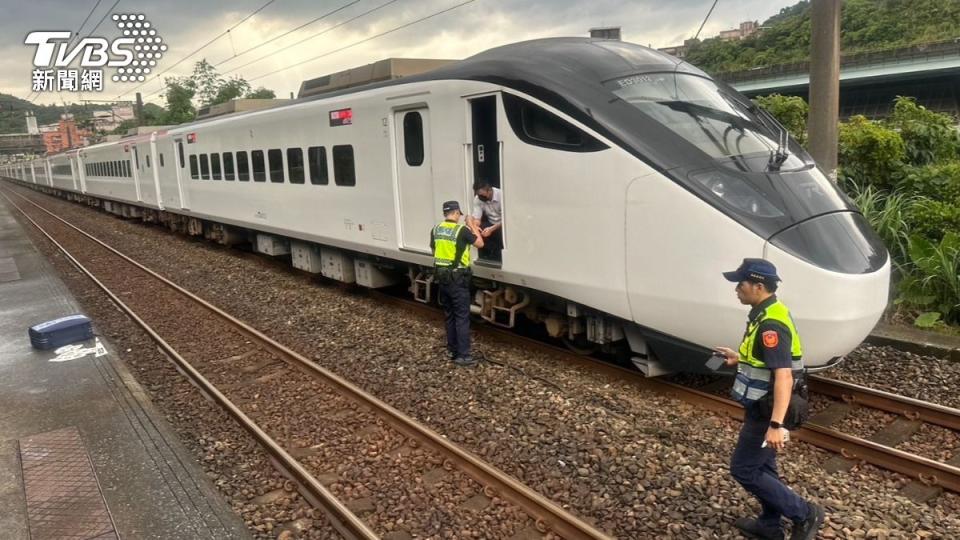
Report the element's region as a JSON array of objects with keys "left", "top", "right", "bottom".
[{"left": 685, "top": 0, "right": 960, "bottom": 74}]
